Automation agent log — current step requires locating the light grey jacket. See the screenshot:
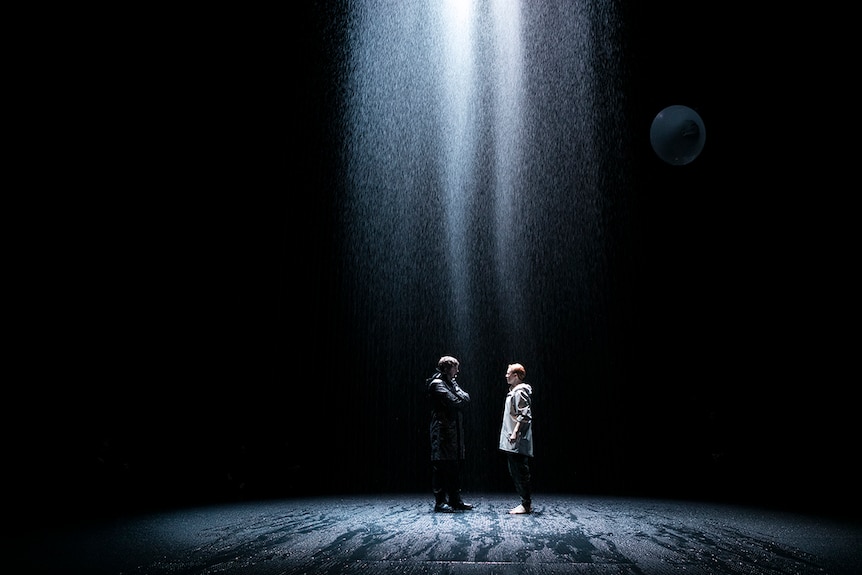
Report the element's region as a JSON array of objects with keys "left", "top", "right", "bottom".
[{"left": 498, "top": 382, "right": 533, "bottom": 456}]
